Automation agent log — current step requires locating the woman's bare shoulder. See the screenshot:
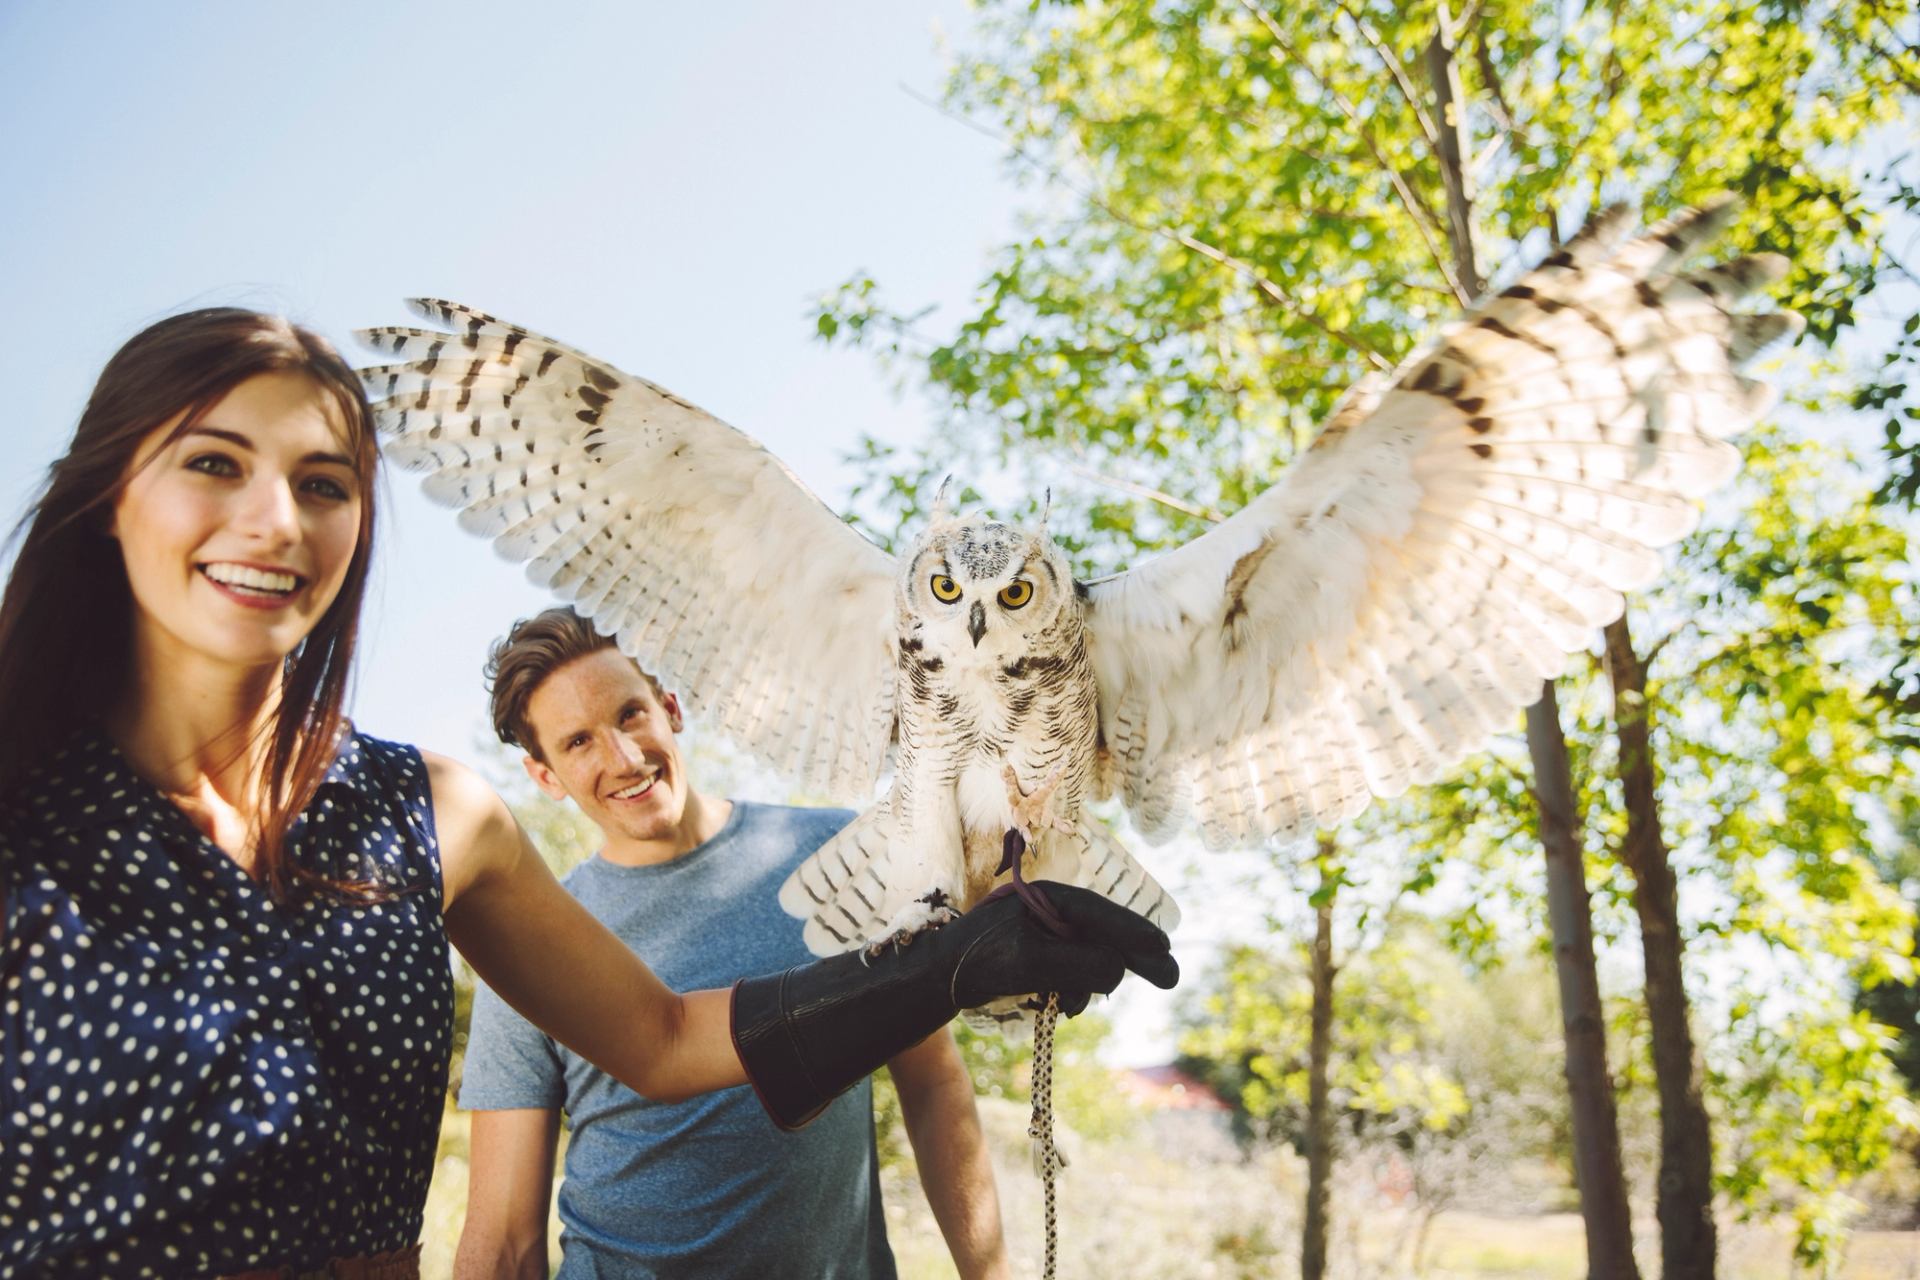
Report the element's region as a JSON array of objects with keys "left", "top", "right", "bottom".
[{"left": 420, "top": 751, "right": 520, "bottom": 910}]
